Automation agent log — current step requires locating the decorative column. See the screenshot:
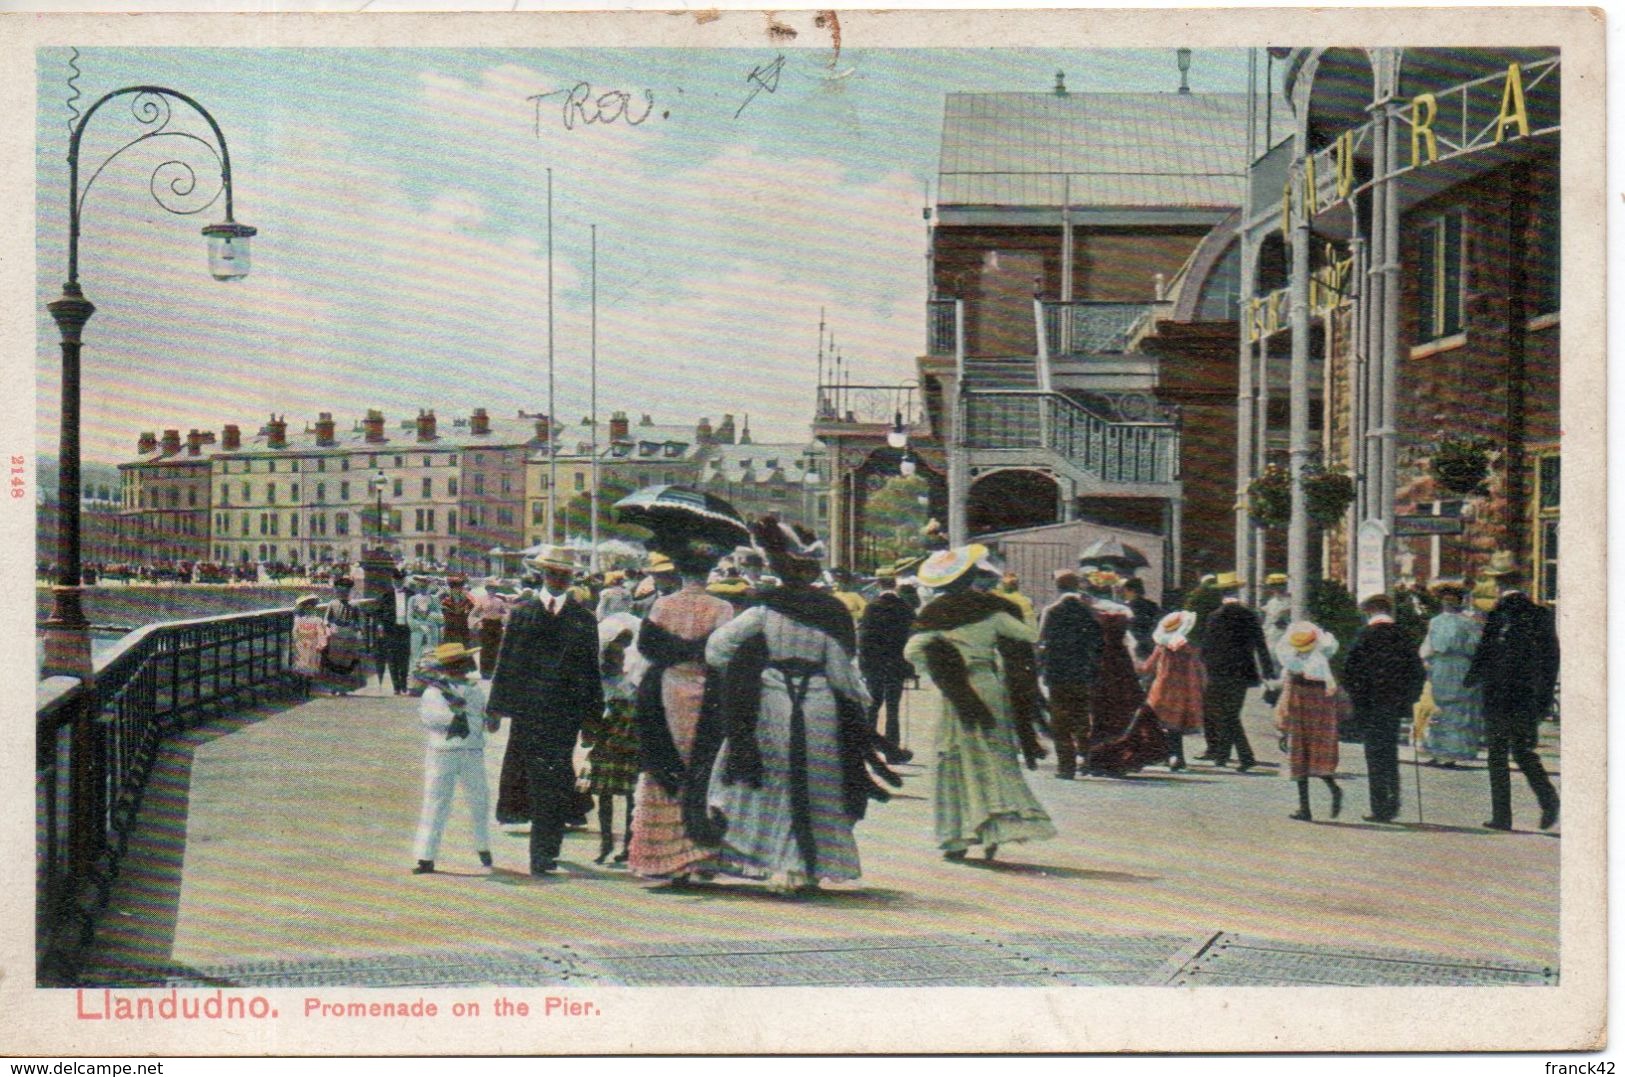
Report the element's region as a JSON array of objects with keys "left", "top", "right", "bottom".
[{"left": 1288, "top": 151, "right": 1313, "bottom": 621}]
